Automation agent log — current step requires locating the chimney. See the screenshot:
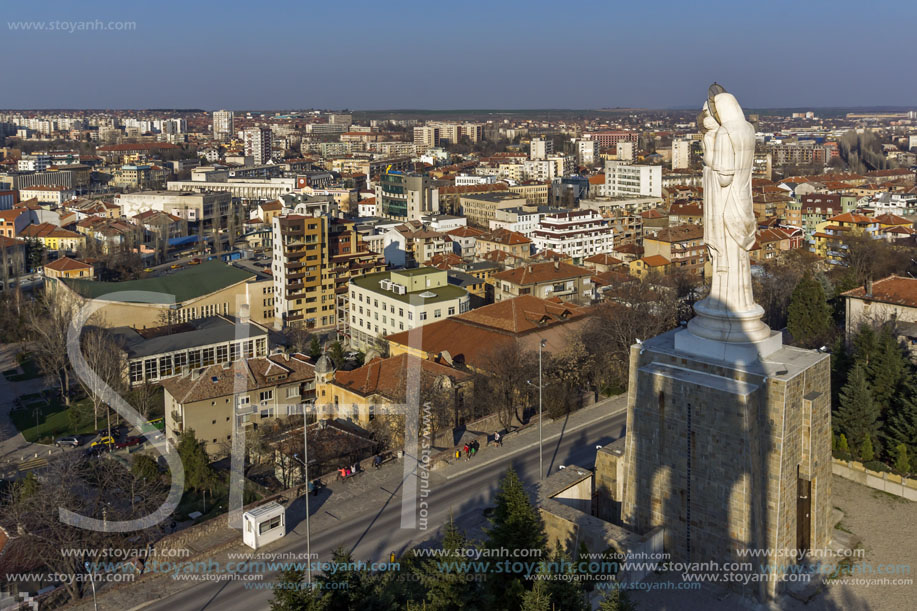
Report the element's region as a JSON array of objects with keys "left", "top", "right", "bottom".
[
  {"left": 865, "top": 277, "right": 873, "bottom": 298},
  {"left": 554, "top": 261, "right": 559, "bottom": 270},
  {"left": 191, "top": 368, "right": 200, "bottom": 381}
]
